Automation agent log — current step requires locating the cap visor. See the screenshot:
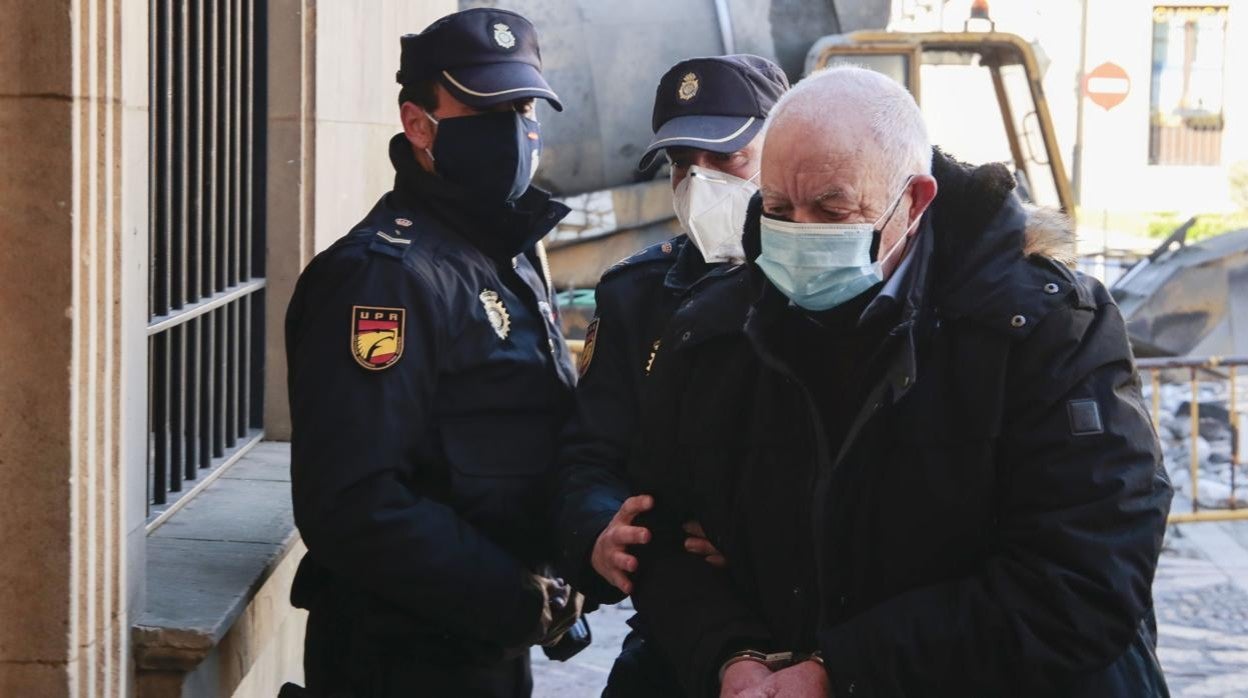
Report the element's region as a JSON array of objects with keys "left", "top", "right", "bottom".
[
  {"left": 440, "top": 63, "right": 563, "bottom": 112},
  {"left": 638, "top": 115, "right": 763, "bottom": 169}
]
